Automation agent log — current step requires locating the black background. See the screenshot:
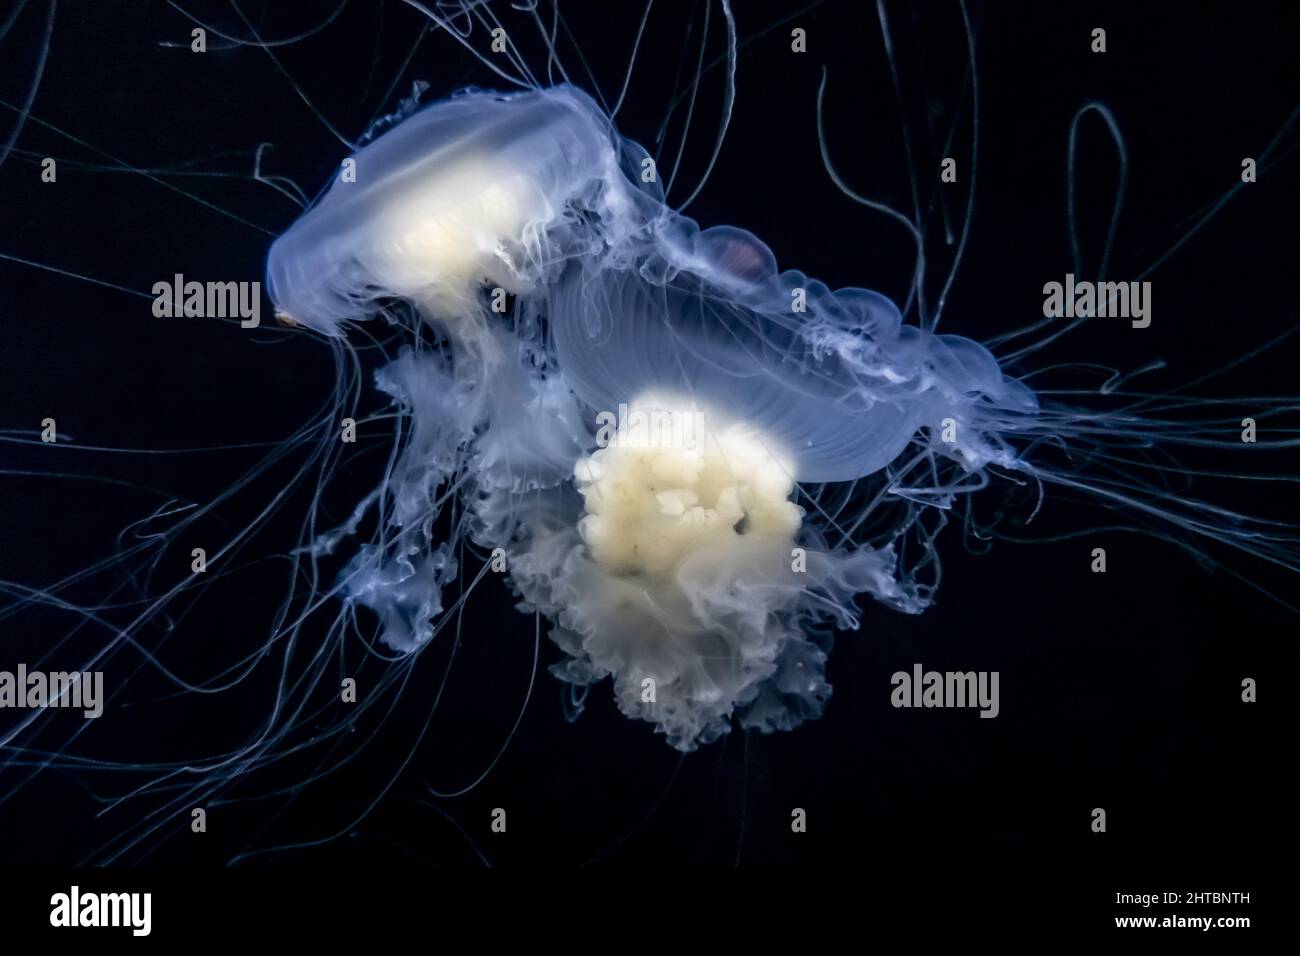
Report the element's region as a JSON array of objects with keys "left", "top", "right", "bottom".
[{"left": 0, "top": 0, "right": 1295, "bottom": 873}]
